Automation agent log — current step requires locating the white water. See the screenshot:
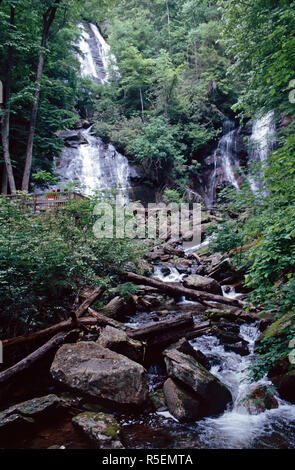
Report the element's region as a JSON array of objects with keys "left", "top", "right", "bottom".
[
  {"left": 249, "top": 111, "right": 276, "bottom": 192},
  {"left": 56, "top": 126, "right": 131, "bottom": 203},
  {"left": 188, "top": 324, "right": 295, "bottom": 448},
  {"left": 206, "top": 121, "right": 241, "bottom": 207},
  {"left": 153, "top": 265, "right": 185, "bottom": 283},
  {"left": 56, "top": 24, "right": 133, "bottom": 202}
]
